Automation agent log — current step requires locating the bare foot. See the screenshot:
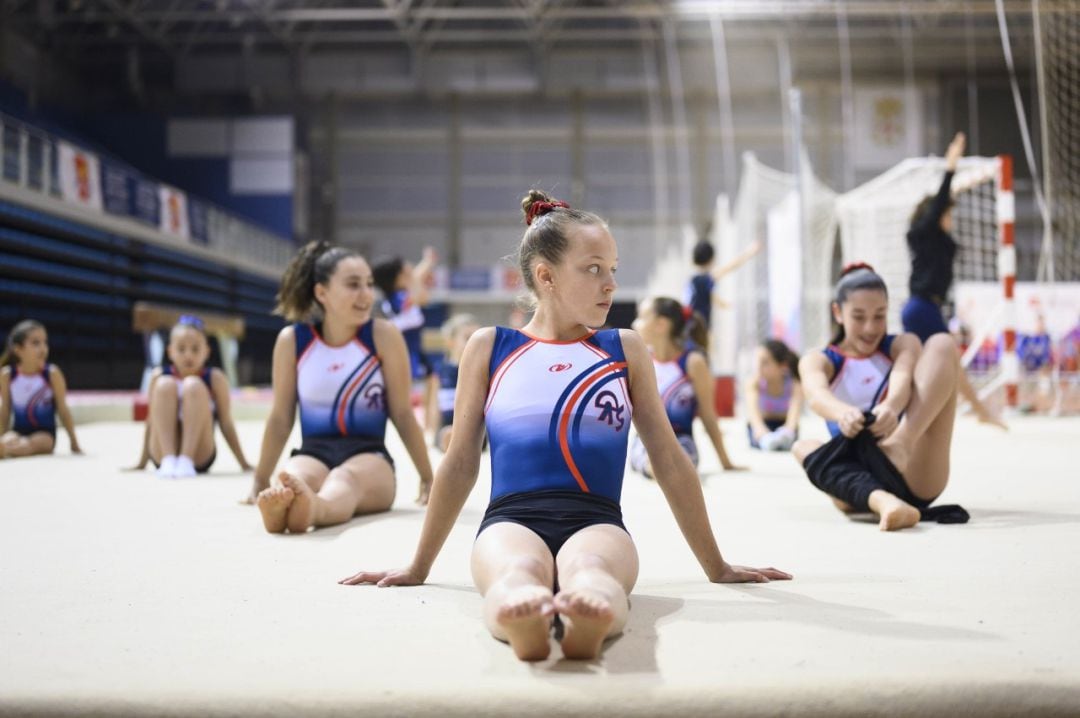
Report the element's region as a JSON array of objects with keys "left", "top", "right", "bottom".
[
  {"left": 278, "top": 472, "right": 316, "bottom": 534},
  {"left": 496, "top": 586, "right": 555, "bottom": 661},
  {"left": 554, "top": 589, "right": 615, "bottom": 660},
  {"left": 256, "top": 486, "right": 294, "bottom": 534},
  {"left": 868, "top": 490, "right": 920, "bottom": 531}
]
